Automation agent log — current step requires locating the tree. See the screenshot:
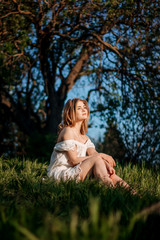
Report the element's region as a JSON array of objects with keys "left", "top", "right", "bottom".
[
  {"left": 98, "top": 120, "right": 127, "bottom": 164},
  {"left": 0, "top": 0, "right": 159, "bottom": 160}
]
